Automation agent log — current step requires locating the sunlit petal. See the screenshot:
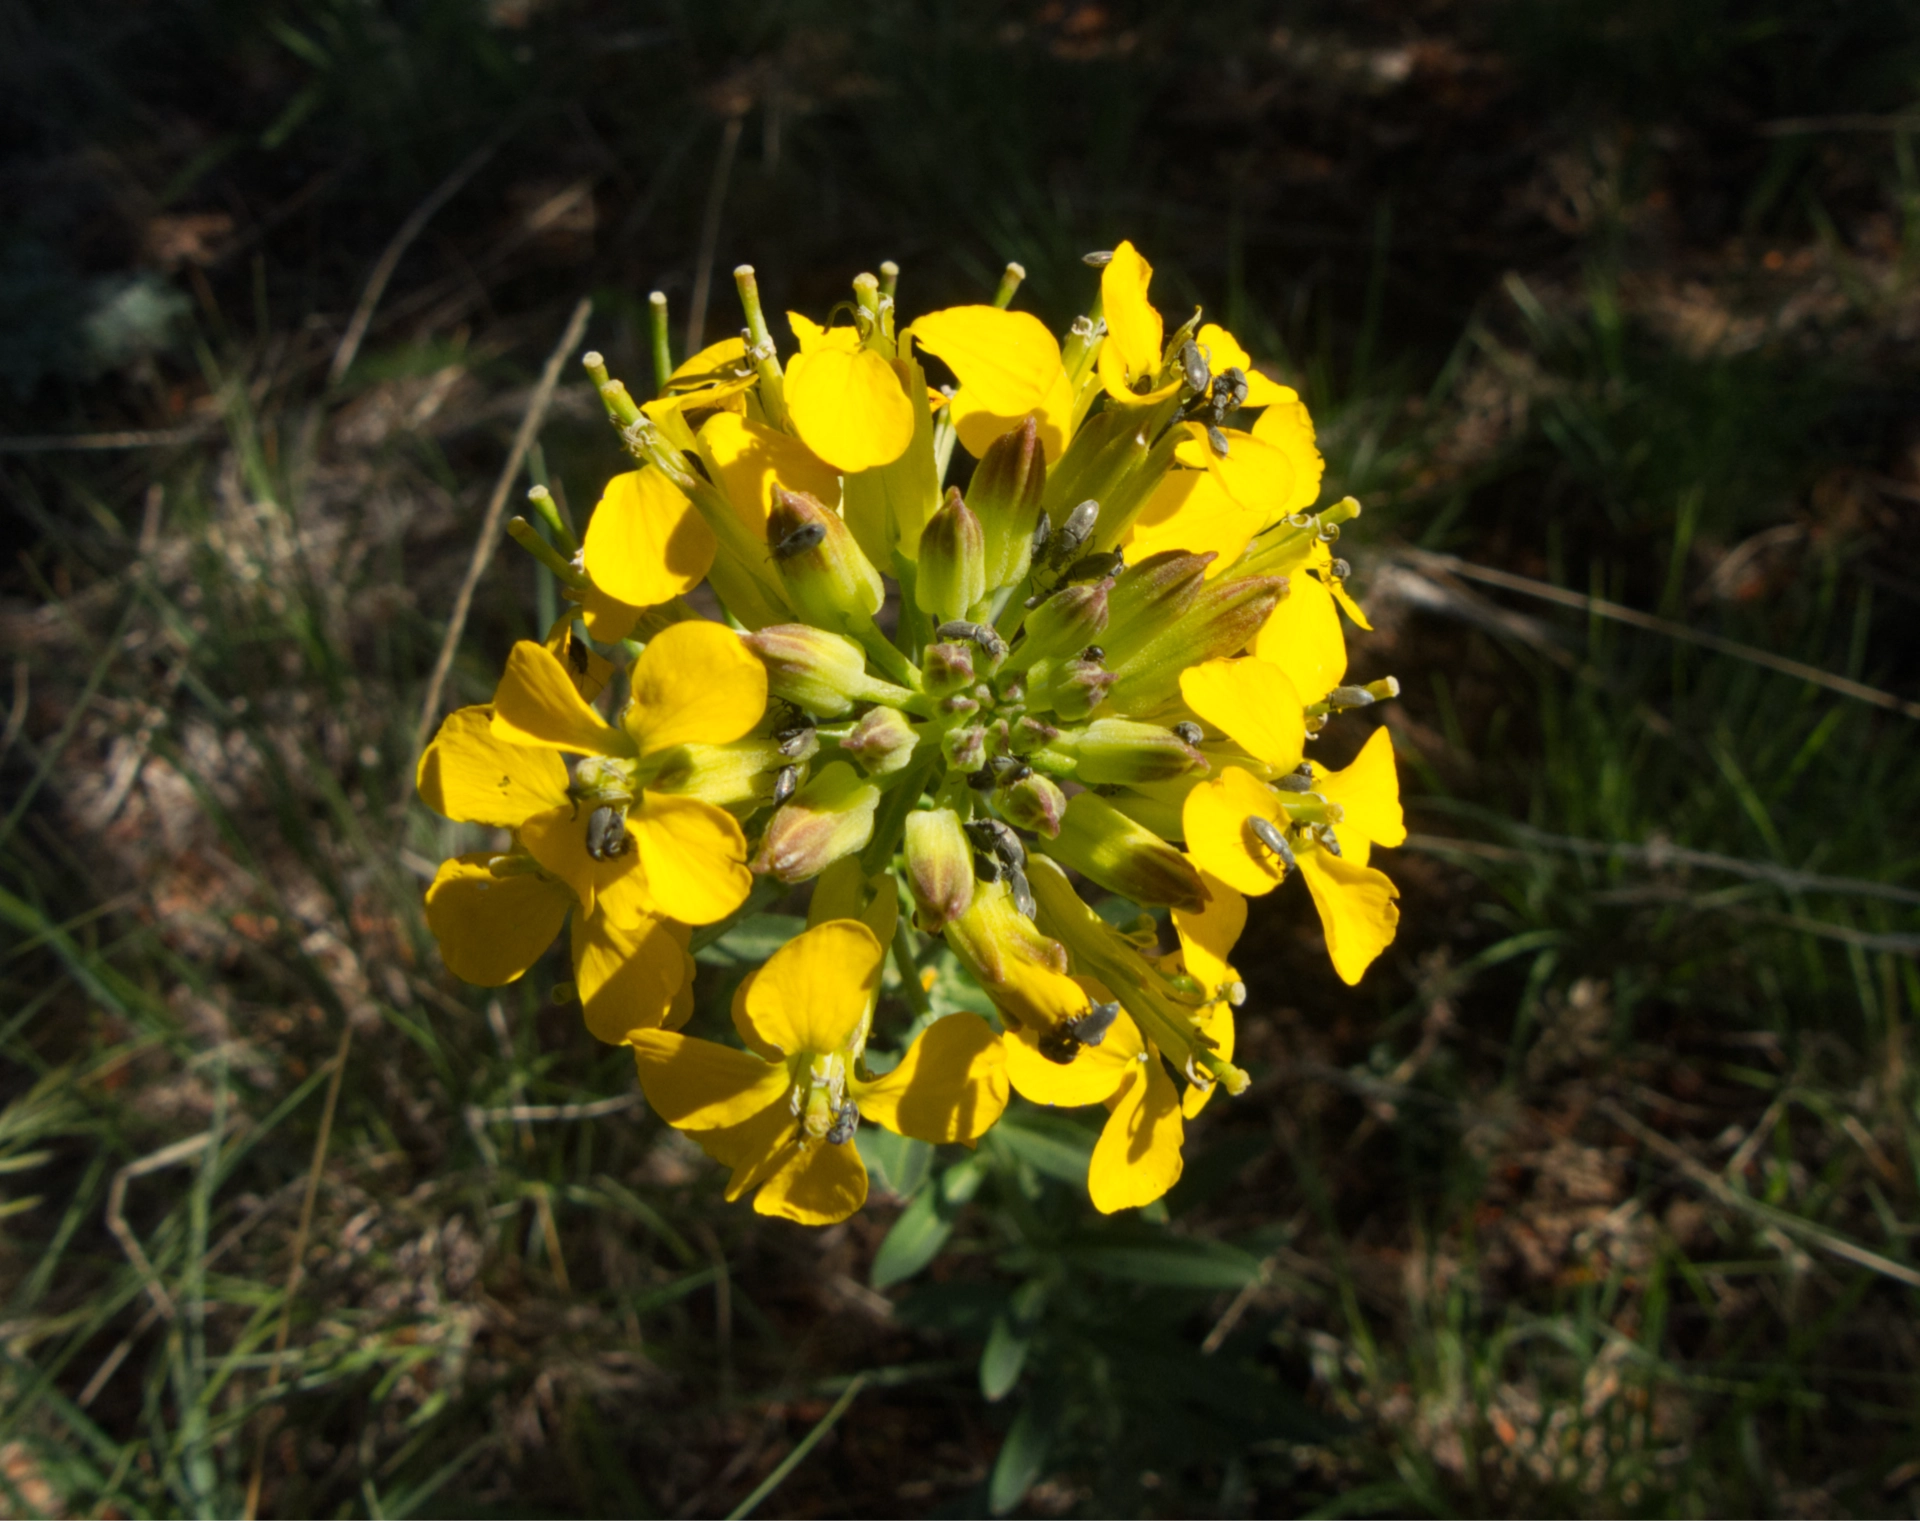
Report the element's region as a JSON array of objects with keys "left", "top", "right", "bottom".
[
  {"left": 581, "top": 468, "right": 716, "bottom": 608},
  {"left": 624, "top": 620, "right": 767, "bottom": 755},
  {"left": 423, "top": 853, "right": 570, "bottom": 985},
  {"left": 743, "top": 919, "right": 884, "bottom": 1057},
  {"left": 491, "top": 641, "right": 633, "bottom": 757},
  {"left": 853, "top": 1014, "right": 1008, "bottom": 1143},
  {"left": 417, "top": 706, "right": 569, "bottom": 826}
]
